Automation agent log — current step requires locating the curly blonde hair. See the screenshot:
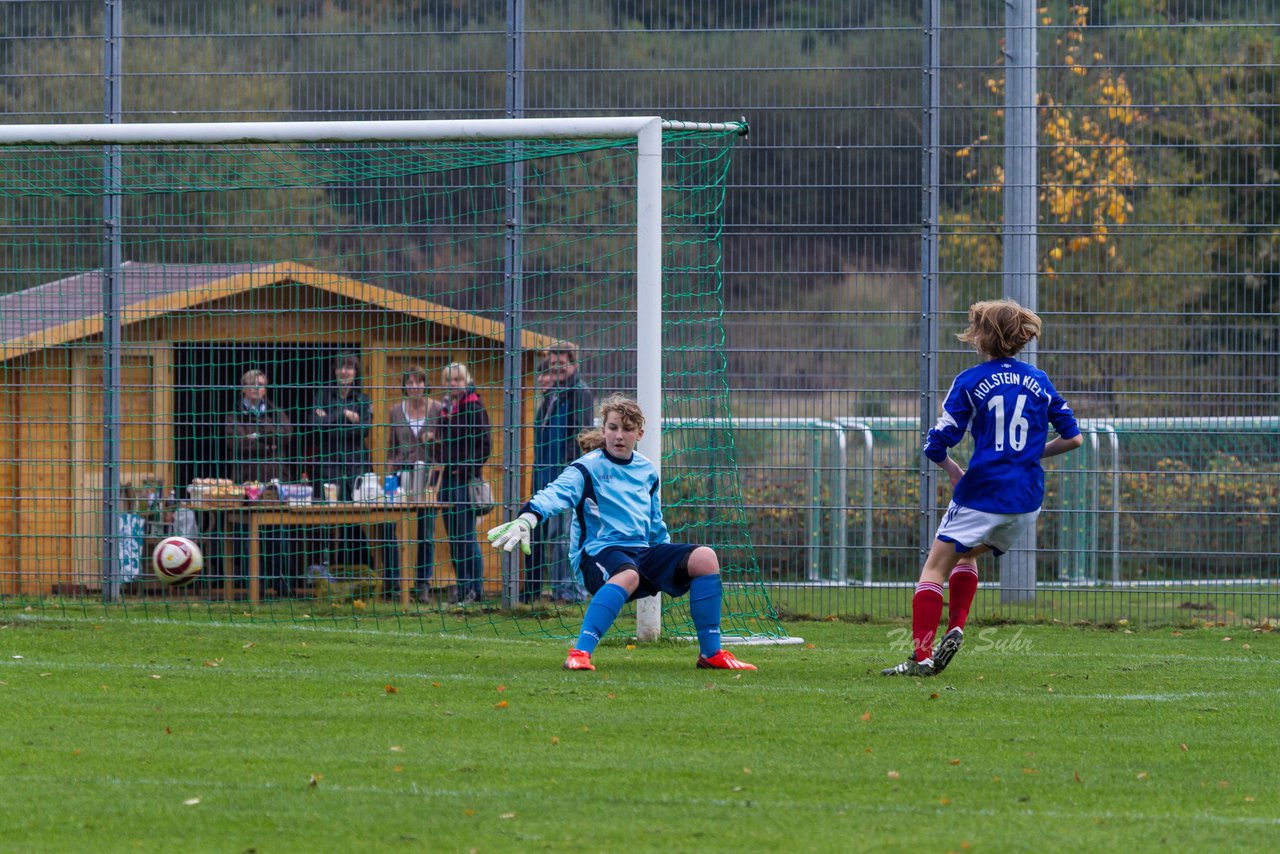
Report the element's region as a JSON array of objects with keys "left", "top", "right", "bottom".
[{"left": 576, "top": 394, "right": 646, "bottom": 452}]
